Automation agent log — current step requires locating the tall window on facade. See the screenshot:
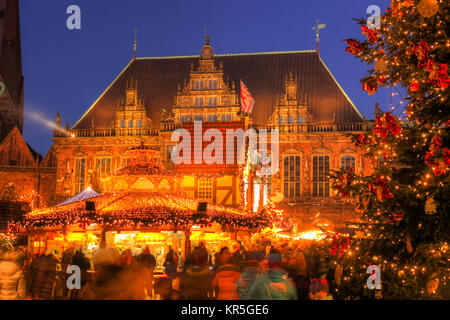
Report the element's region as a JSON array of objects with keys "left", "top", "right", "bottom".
[
  {"left": 221, "top": 114, "right": 231, "bottom": 121},
  {"left": 95, "top": 158, "right": 111, "bottom": 178},
  {"left": 283, "top": 156, "right": 301, "bottom": 198},
  {"left": 128, "top": 120, "right": 133, "bottom": 128},
  {"left": 207, "top": 114, "right": 217, "bottom": 121},
  {"left": 208, "top": 97, "right": 217, "bottom": 107},
  {"left": 341, "top": 155, "right": 355, "bottom": 171},
  {"left": 288, "top": 116, "right": 295, "bottom": 124},
  {"left": 120, "top": 120, "right": 125, "bottom": 128},
  {"left": 194, "top": 80, "right": 204, "bottom": 91},
  {"left": 279, "top": 116, "right": 286, "bottom": 124},
  {"left": 74, "top": 158, "right": 86, "bottom": 194},
  {"left": 208, "top": 79, "right": 218, "bottom": 90},
  {"left": 198, "top": 178, "right": 213, "bottom": 201},
  {"left": 194, "top": 97, "right": 204, "bottom": 107},
  {"left": 136, "top": 120, "right": 142, "bottom": 128},
  {"left": 313, "top": 156, "right": 330, "bottom": 197},
  {"left": 297, "top": 116, "right": 305, "bottom": 123}
]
